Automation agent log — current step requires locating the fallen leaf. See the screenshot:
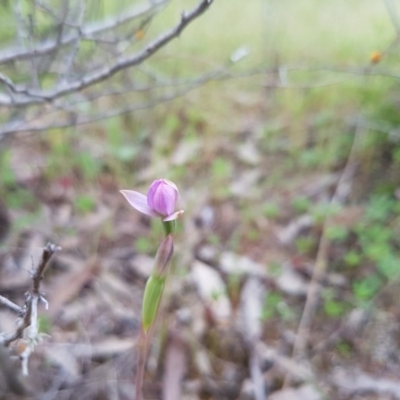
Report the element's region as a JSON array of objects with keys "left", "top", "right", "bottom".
[{"left": 191, "top": 260, "right": 231, "bottom": 322}]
